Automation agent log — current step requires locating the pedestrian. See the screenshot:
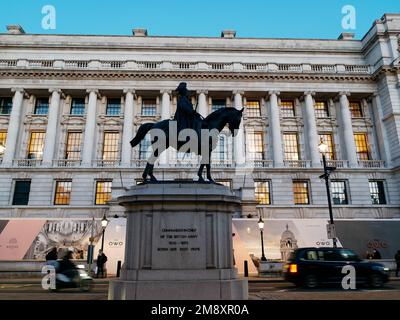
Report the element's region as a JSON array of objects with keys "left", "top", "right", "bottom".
[
  {"left": 372, "top": 249, "right": 382, "bottom": 259},
  {"left": 395, "top": 250, "right": 400, "bottom": 277},
  {"left": 96, "top": 250, "right": 108, "bottom": 278},
  {"left": 45, "top": 247, "right": 58, "bottom": 265}
]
